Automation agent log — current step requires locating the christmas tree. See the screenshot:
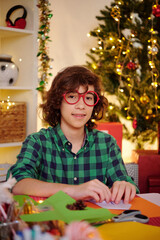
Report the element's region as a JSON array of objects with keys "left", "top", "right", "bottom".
[{"left": 86, "top": 0, "right": 160, "bottom": 148}]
